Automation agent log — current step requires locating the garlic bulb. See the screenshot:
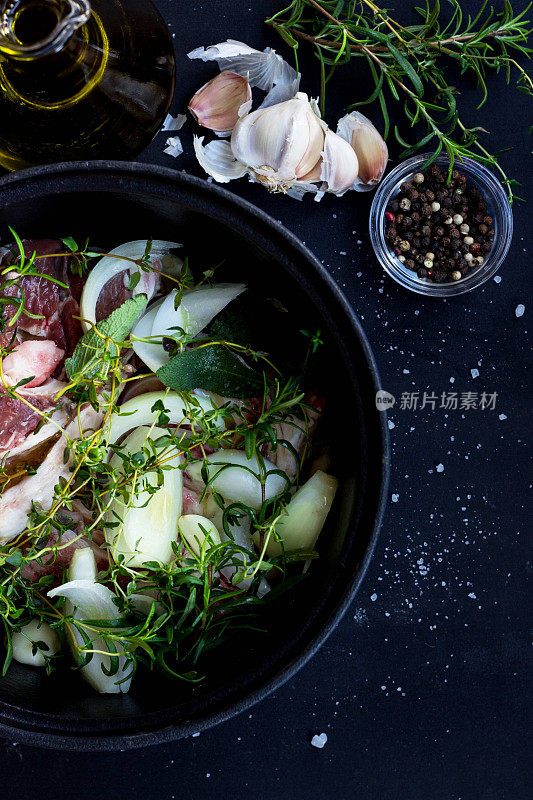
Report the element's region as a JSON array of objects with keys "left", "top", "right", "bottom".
[
  {"left": 231, "top": 92, "right": 326, "bottom": 192},
  {"left": 337, "top": 111, "right": 388, "bottom": 190},
  {"left": 188, "top": 70, "right": 252, "bottom": 133}
]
